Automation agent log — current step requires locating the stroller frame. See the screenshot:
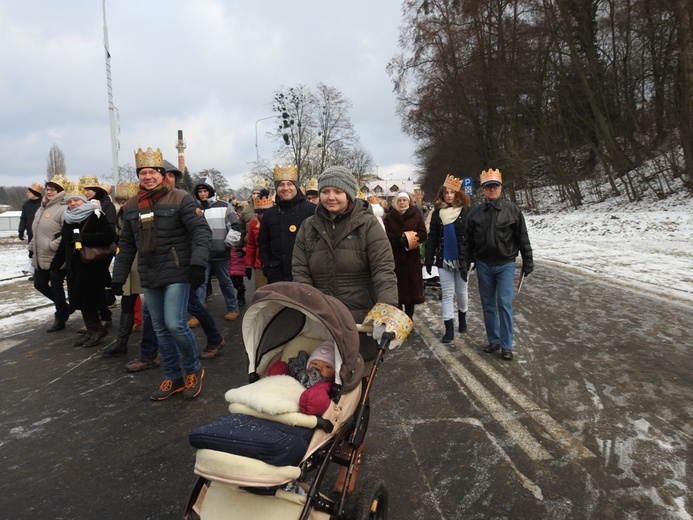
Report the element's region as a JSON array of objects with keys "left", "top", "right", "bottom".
[{"left": 184, "top": 283, "right": 412, "bottom": 520}]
